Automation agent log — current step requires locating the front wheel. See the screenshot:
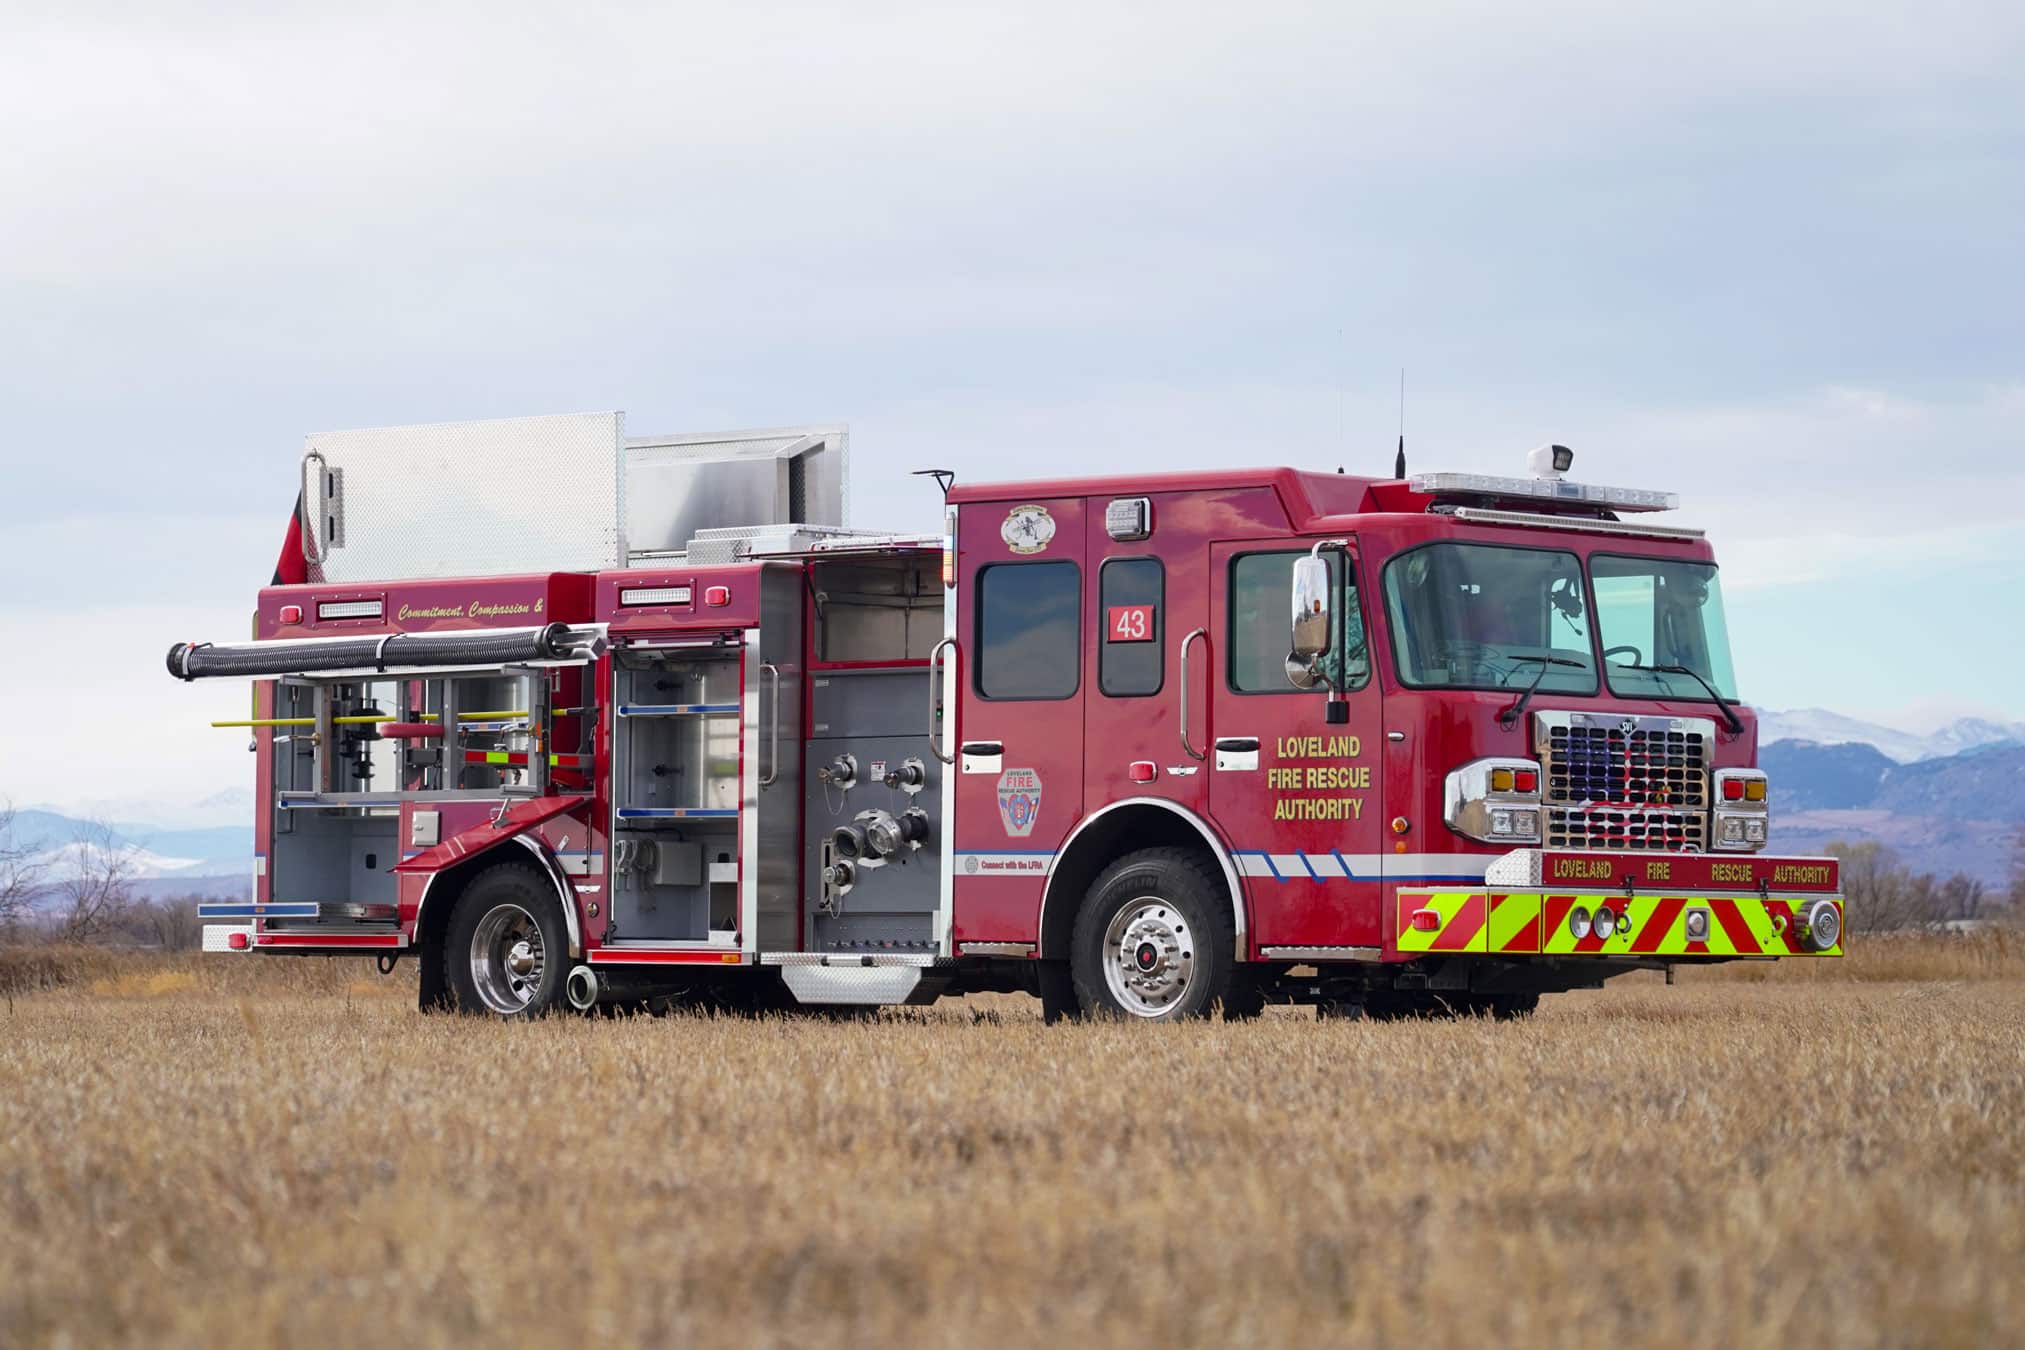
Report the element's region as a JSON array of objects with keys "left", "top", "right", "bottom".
[
  {"left": 444, "top": 864, "right": 570, "bottom": 1017},
  {"left": 1070, "top": 848, "right": 1236, "bottom": 1020}
]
